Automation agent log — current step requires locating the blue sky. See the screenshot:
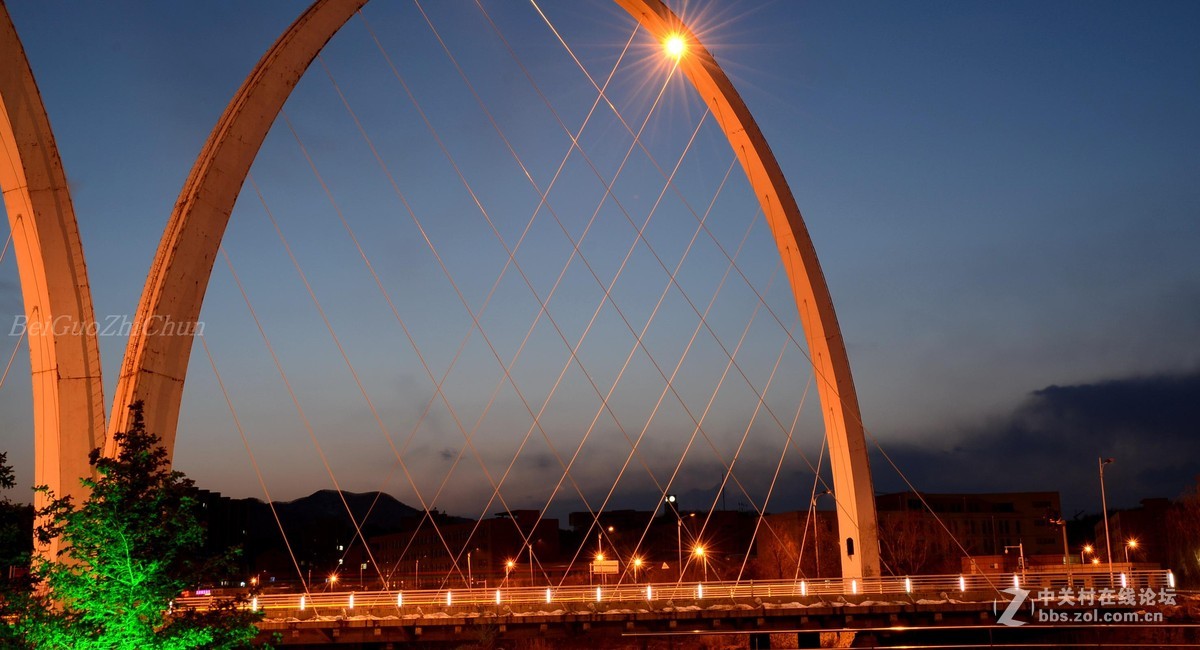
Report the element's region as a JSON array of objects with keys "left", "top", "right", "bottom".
[{"left": 2, "top": 1, "right": 1198, "bottom": 521}]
